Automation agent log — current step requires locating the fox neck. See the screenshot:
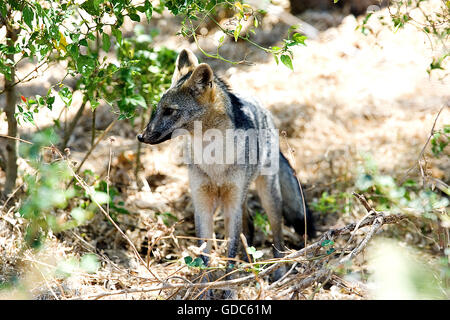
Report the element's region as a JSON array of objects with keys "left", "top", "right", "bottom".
[{"left": 198, "top": 84, "right": 232, "bottom": 133}]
